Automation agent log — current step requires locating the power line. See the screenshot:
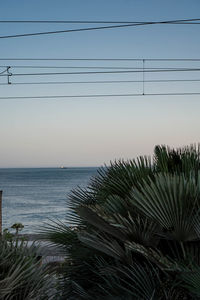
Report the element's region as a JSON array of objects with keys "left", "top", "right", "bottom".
[
  {"left": 1, "top": 18, "right": 200, "bottom": 39},
  {"left": 0, "top": 68, "right": 8, "bottom": 75},
  {"left": 2, "top": 66, "right": 195, "bottom": 70},
  {"left": 0, "top": 18, "right": 200, "bottom": 24},
  {"left": 1, "top": 68, "right": 200, "bottom": 77},
  {"left": 0, "top": 20, "right": 150, "bottom": 24},
  {"left": 0, "top": 92, "right": 200, "bottom": 100},
  {"left": 0, "top": 23, "right": 148, "bottom": 39},
  {"left": 0, "top": 70, "right": 143, "bottom": 76},
  {"left": 0, "top": 58, "right": 200, "bottom": 61},
  {"left": 0, "top": 65, "right": 139, "bottom": 69},
  {"left": 1, "top": 78, "right": 200, "bottom": 86},
  {"left": 1, "top": 66, "right": 200, "bottom": 71}
]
